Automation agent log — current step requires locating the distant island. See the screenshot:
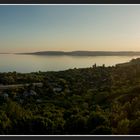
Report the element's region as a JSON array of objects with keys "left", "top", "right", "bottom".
[{"left": 16, "top": 51, "right": 140, "bottom": 56}]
